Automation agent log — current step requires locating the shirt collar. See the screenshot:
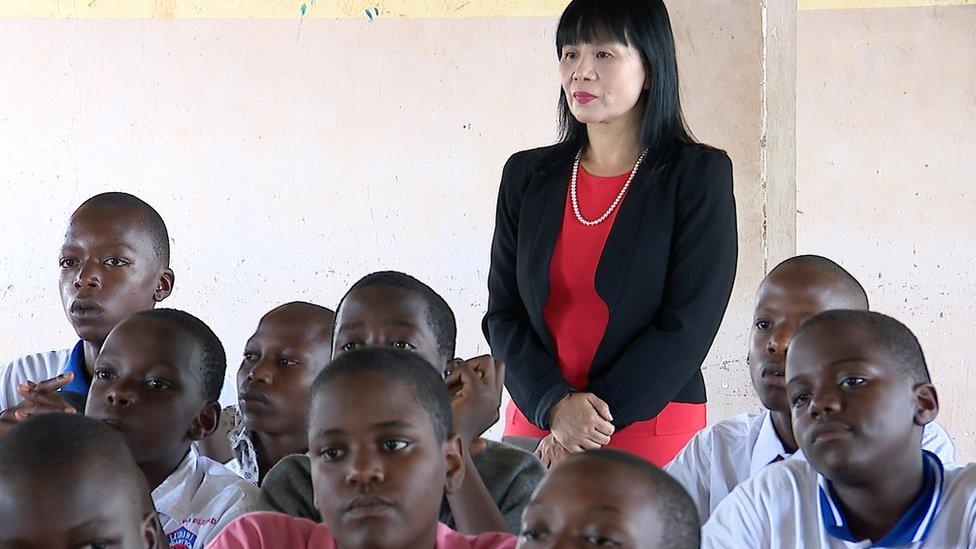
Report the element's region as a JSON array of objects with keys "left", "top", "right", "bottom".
[
  {"left": 750, "top": 411, "right": 792, "bottom": 475},
  {"left": 818, "top": 450, "right": 945, "bottom": 547},
  {"left": 229, "top": 412, "right": 260, "bottom": 484},
  {"left": 59, "top": 340, "right": 91, "bottom": 397},
  {"left": 152, "top": 445, "right": 199, "bottom": 524}
]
